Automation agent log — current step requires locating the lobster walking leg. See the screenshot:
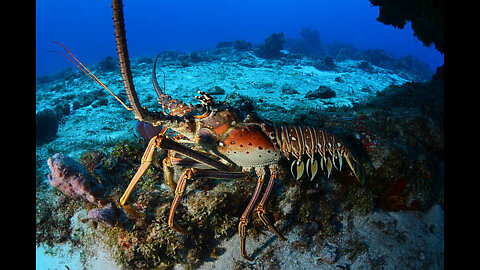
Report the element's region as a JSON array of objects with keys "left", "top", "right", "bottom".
[
  {"left": 256, "top": 165, "right": 286, "bottom": 241},
  {"left": 239, "top": 167, "right": 266, "bottom": 261},
  {"left": 162, "top": 155, "right": 177, "bottom": 191},
  {"left": 120, "top": 135, "right": 159, "bottom": 206},
  {"left": 120, "top": 133, "right": 234, "bottom": 206},
  {"left": 168, "top": 168, "right": 192, "bottom": 234}
]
